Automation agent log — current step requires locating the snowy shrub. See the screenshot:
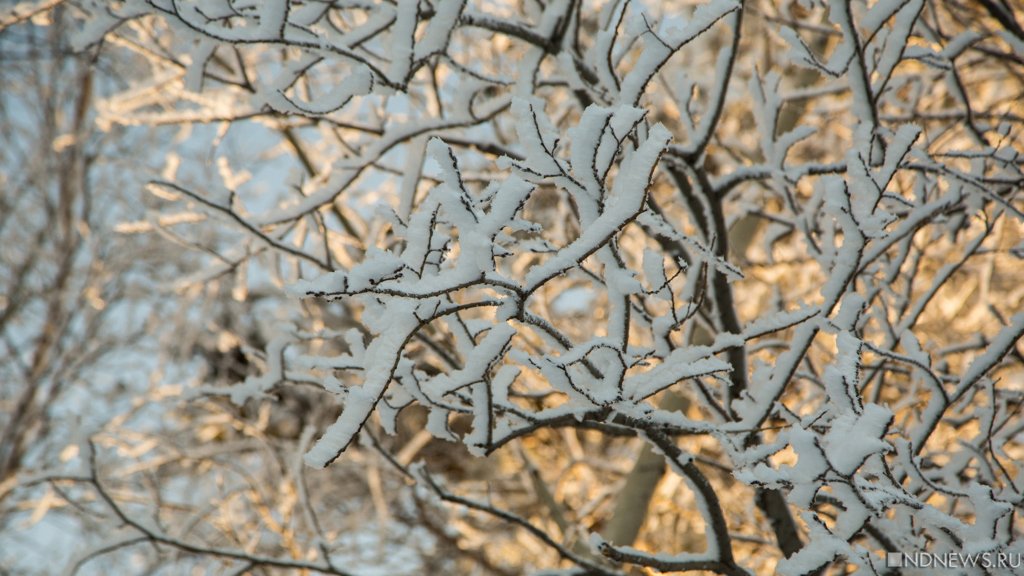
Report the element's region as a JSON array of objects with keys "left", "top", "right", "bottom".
[{"left": 5, "top": 0, "right": 1024, "bottom": 574}]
